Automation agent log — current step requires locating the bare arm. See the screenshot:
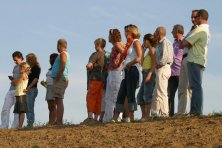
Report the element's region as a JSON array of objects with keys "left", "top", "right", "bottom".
[
  {"left": 56, "top": 52, "right": 67, "bottom": 80},
  {"left": 27, "top": 78, "right": 38, "bottom": 90},
  {"left": 12, "top": 74, "right": 25, "bottom": 86},
  {"left": 179, "top": 40, "right": 192, "bottom": 49},
  {"left": 126, "top": 40, "right": 142, "bottom": 69}
]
